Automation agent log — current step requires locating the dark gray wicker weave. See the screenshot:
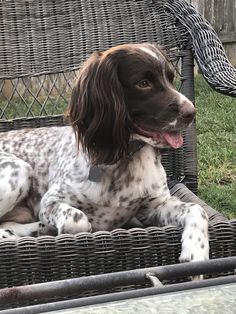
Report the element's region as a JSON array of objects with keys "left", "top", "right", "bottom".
[{"left": 0, "top": 0, "right": 235, "bottom": 309}]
